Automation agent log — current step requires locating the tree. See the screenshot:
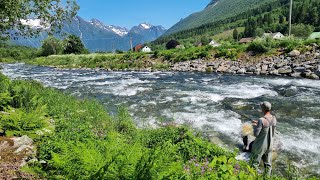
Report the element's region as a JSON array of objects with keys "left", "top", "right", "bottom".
[
  {"left": 233, "top": 29, "right": 239, "bottom": 40},
  {"left": 200, "top": 36, "right": 209, "bottom": 45},
  {"left": 166, "top": 40, "right": 180, "bottom": 49},
  {"left": 0, "top": 0, "right": 79, "bottom": 39},
  {"left": 291, "top": 24, "right": 315, "bottom": 38},
  {"left": 254, "top": 28, "right": 265, "bottom": 37},
  {"left": 40, "top": 36, "right": 63, "bottom": 56},
  {"left": 63, "top": 35, "right": 87, "bottom": 54},
  {"left": 279, "top": 15, "right": 285, "bottom": 24}
]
